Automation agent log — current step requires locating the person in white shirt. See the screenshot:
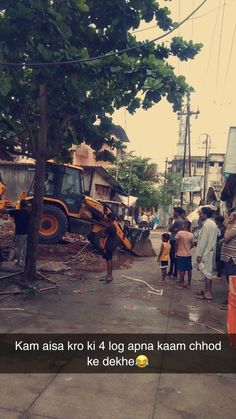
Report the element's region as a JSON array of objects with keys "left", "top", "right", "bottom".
[
  {"left": 141, "top": 212, "right": 148, "bottom": 229},
  {"left": 195, "top": 207, "right": 218, "bottom": 301}
]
